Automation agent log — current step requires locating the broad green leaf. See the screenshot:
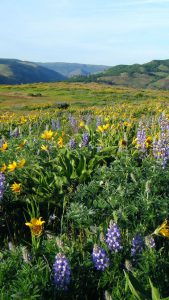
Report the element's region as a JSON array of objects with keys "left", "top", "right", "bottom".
[
  {"left": 149, "top": 278, "right": 161, "bottom": 300},
  {"left": 124, "top": 271, "right": 149, "bottom": 300}
]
